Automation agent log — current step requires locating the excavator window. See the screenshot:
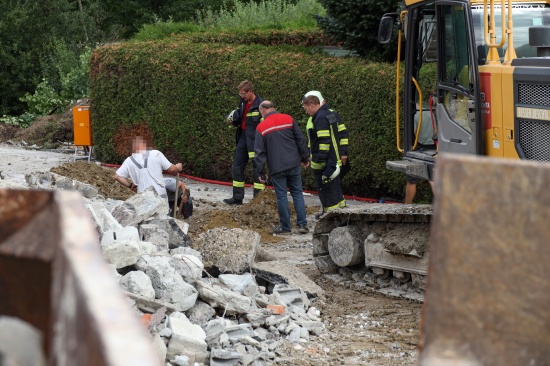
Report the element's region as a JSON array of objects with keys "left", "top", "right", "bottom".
[
  {"left": 471, "top": 4, "right": 550, "bottom": 63},
  {"left": 439, "top": 4, "right": 474, "bottom": 133}
]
